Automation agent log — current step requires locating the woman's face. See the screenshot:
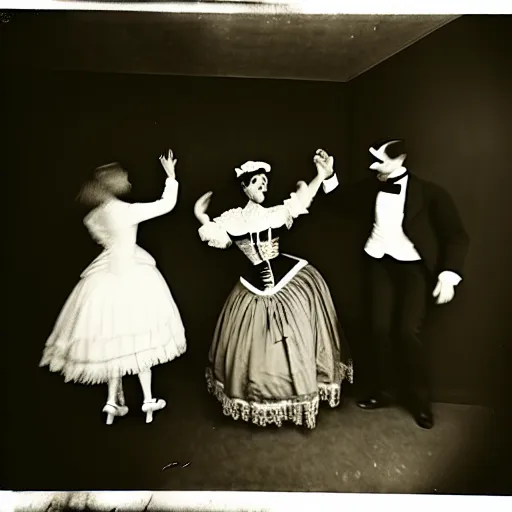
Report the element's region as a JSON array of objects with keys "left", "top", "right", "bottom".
[
  {"left": 242, "top": 173, "right": 268, "bottom": 204},
  {"left": 104, "top": 170, "right": 132, "bottom": 195}
]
